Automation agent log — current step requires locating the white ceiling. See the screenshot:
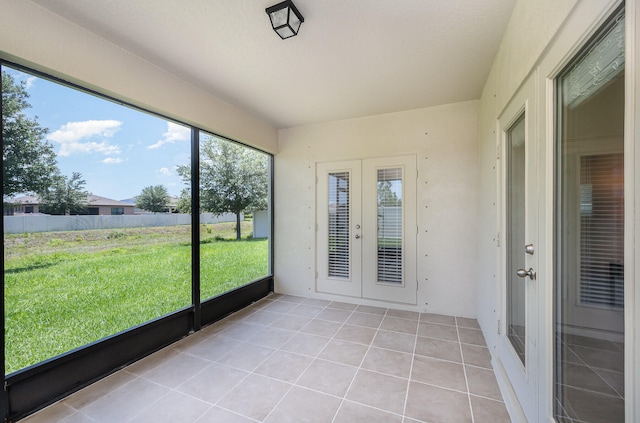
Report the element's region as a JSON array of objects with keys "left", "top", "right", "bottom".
[{"left": 30, "top": 0, "right": 516, "bottom": 129}]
